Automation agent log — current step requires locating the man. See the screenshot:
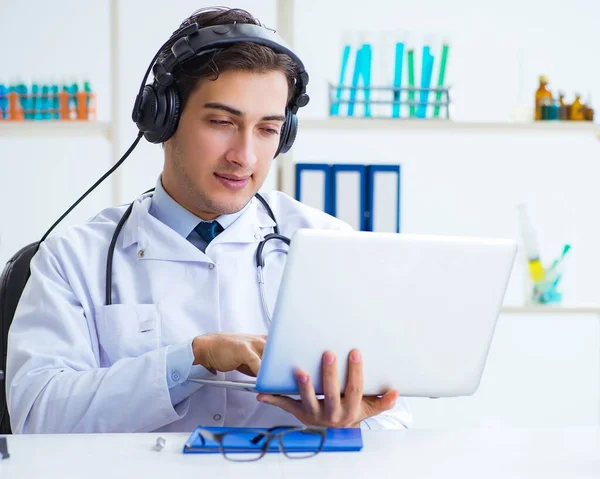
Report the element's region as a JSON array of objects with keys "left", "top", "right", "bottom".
[{"left": 6, "top": 7, "right": 411, "bottom": 433}]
